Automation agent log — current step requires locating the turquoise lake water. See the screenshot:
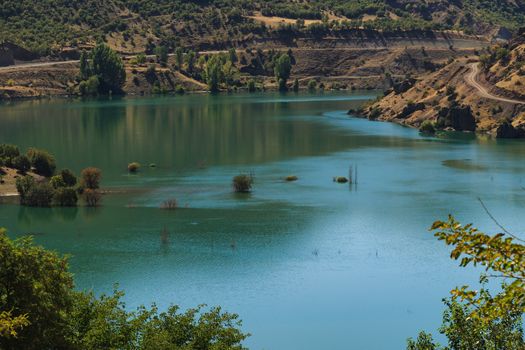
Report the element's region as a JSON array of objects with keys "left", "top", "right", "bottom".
[{"left": 1, "top": 92, "right": 524, "bottom": 349}]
